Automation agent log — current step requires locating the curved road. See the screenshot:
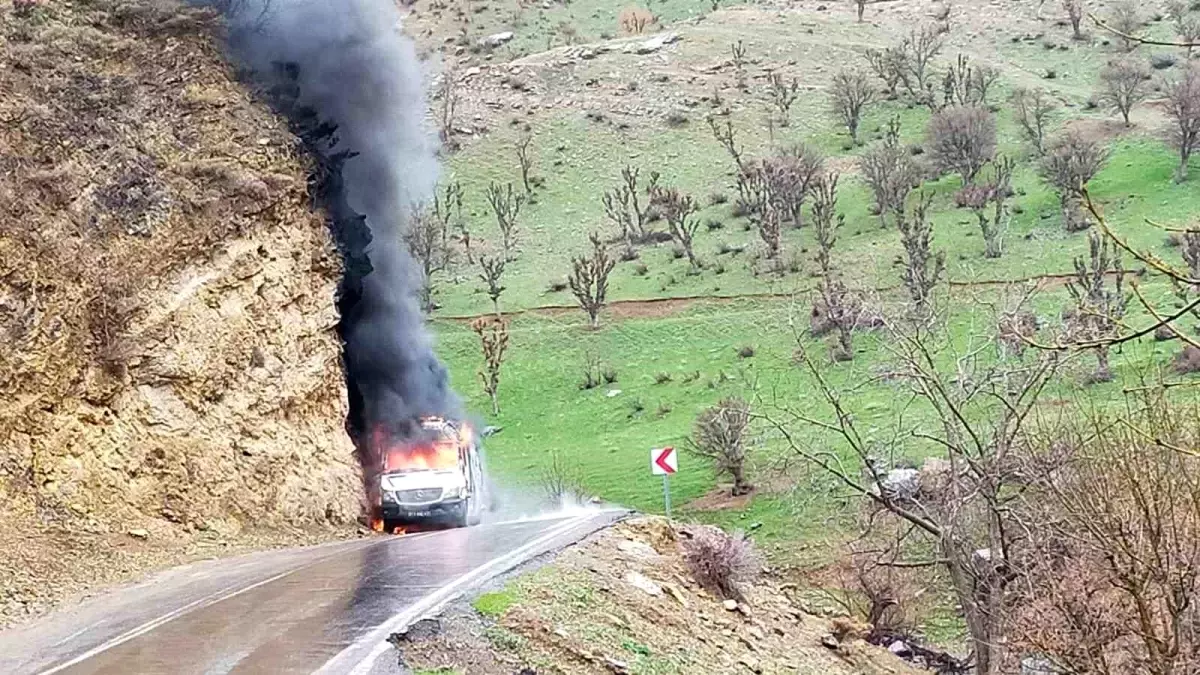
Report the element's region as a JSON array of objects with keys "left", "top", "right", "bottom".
[{"left": 0, "top": 509, "right": 625, "bottom": 675}]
